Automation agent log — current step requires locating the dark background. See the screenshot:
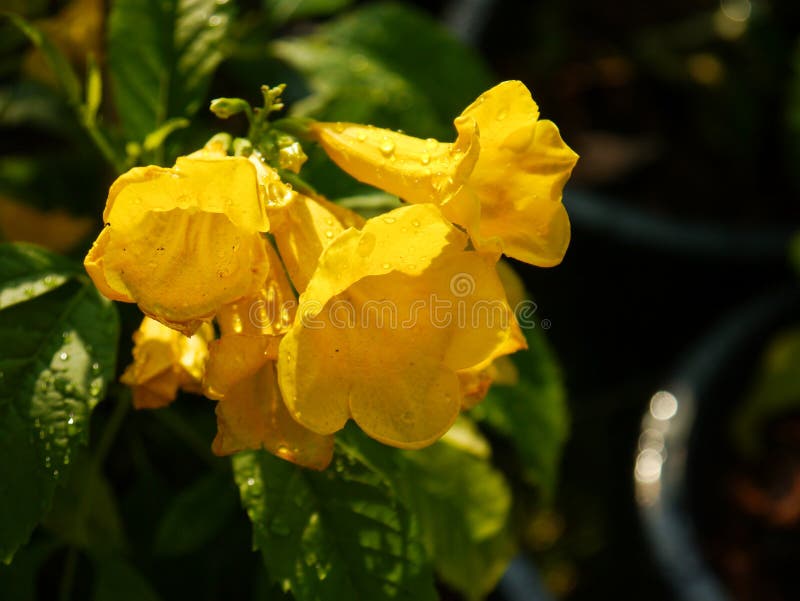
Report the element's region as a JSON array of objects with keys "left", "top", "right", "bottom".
[{"left": 403, "top": 0, "right": 800, "bottom": 598}]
